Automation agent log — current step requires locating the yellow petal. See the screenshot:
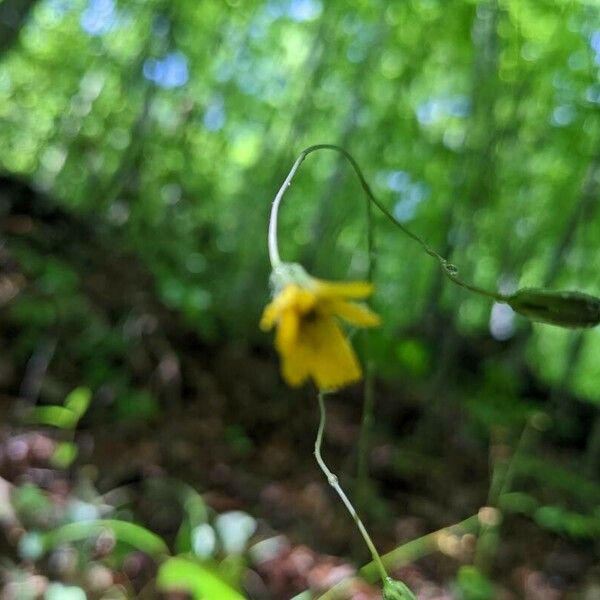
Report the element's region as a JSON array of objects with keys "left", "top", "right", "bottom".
[
  {"left": 262, "top": 277, "right": 373, "bottom": 390},
  {"left": 312, "top": 279, "right": 374, "bottom": 299},
  {"left": 260, "top": 285, "right": 316, "bottom": 331},
  {"left": 275, "top": 308, "right": 299, "bottom": 352},
  {"left": 303, "top": 317, "right": 362, "bottom": 390},
  {"left": 260, "top": 301, "right": 278, "bottom": 331},
  {"left": 329, "top": 299, "right": 381, "bottom": 327},
  {"left": 280, "top": 344, "right": 311, "bottom": 387}
]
